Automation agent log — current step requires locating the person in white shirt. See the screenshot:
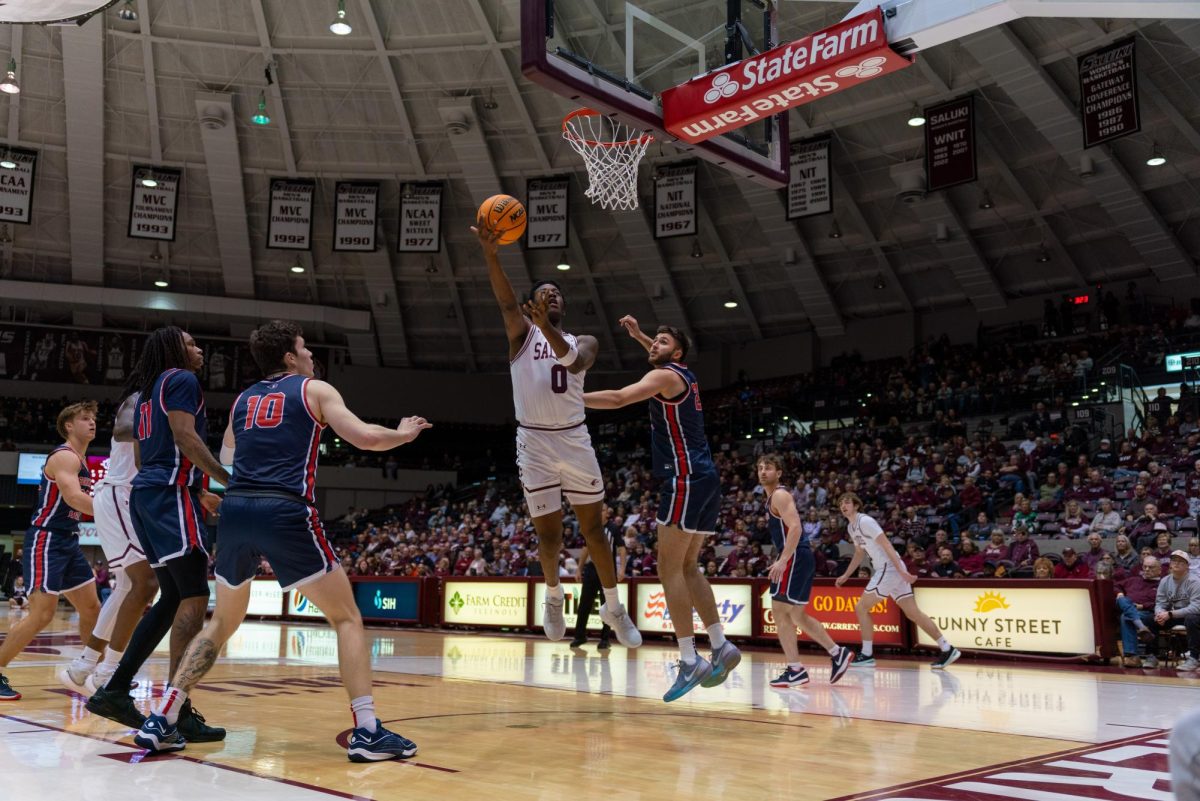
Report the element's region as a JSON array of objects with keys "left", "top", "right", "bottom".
[{"left": 1089, "top": 498, "right": 1122, "bottom": 537}]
